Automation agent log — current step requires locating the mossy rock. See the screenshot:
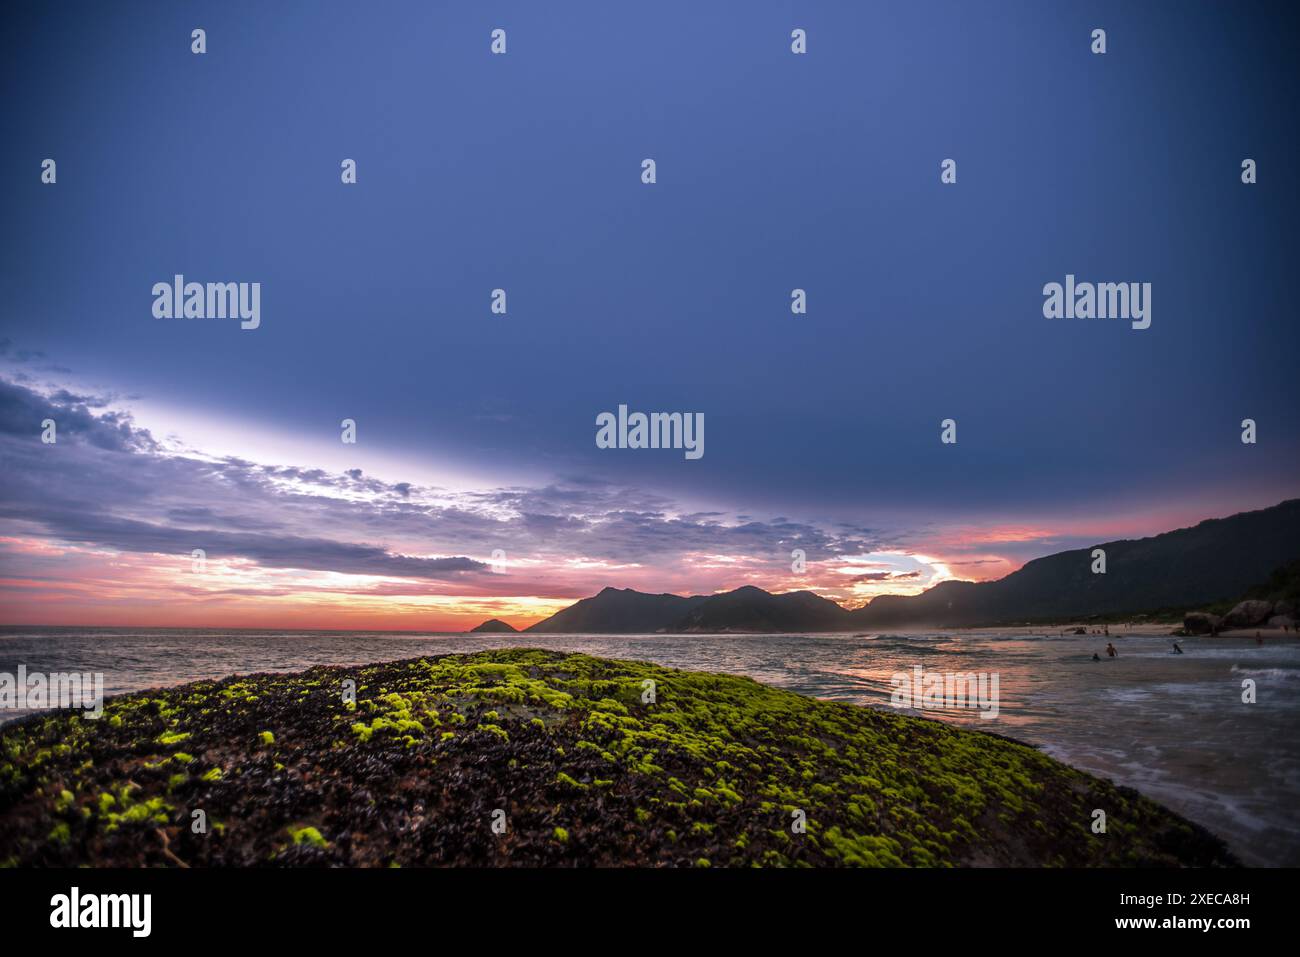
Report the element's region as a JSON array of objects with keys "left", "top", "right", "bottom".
[{"left": 0, "top": 650, "right": 1234, "bottom": 867}]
